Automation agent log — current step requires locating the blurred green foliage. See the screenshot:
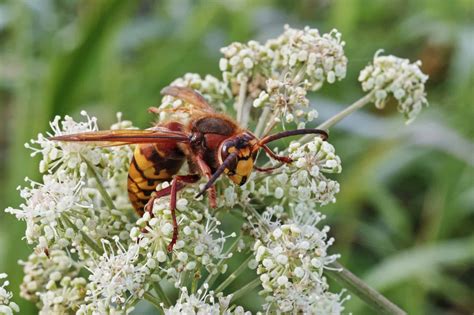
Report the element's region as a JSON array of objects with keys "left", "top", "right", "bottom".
[{"left": 0, "top": 0, "right": 472, "bottom": 314}]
